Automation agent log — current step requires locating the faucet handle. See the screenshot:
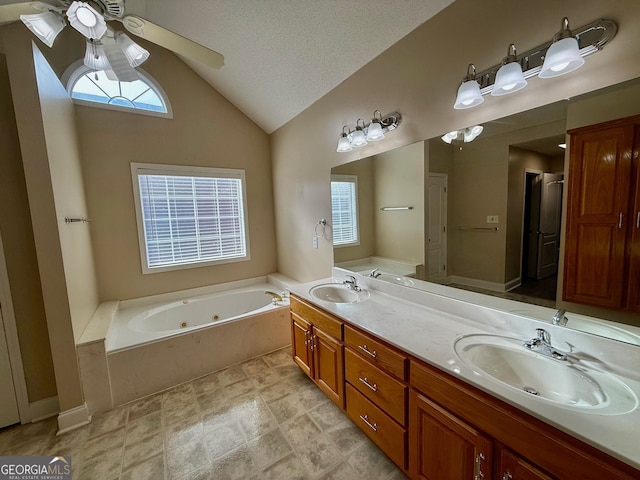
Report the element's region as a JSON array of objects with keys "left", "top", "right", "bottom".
[{"left": 536, "top": 328, "right": 550, "bottom": 343}]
